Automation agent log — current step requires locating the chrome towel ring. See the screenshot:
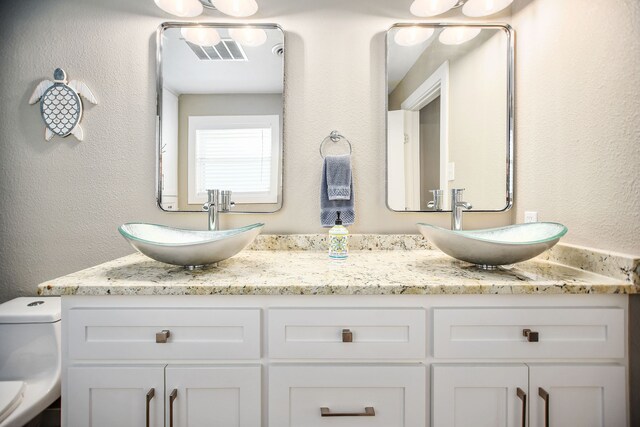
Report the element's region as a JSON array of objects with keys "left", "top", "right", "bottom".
[{"left": 319, "top": 130, "right": 352, "bottom": 158}]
